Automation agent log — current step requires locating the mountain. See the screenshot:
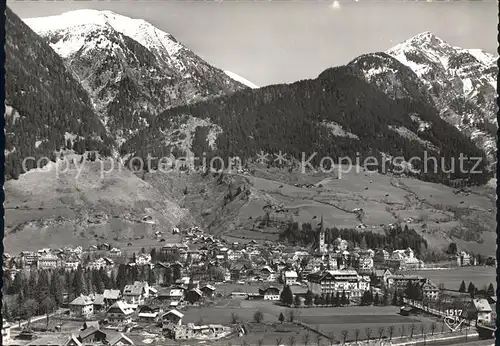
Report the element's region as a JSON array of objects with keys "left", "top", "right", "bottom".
[
  {"left": 4, "top": 7, "right": 113, "bottom": 179},
  {"left": 224, "top": 71, "right": 259, "bottom": 89},
  {"left": 384, "top": 32, "right": 497, "bottom": 166},
  {"left": 25, "top": 9, "right": 247, "bottom": 143},
  {"left": 122, "top": 58, "right": 490, "bottom": 187}
]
